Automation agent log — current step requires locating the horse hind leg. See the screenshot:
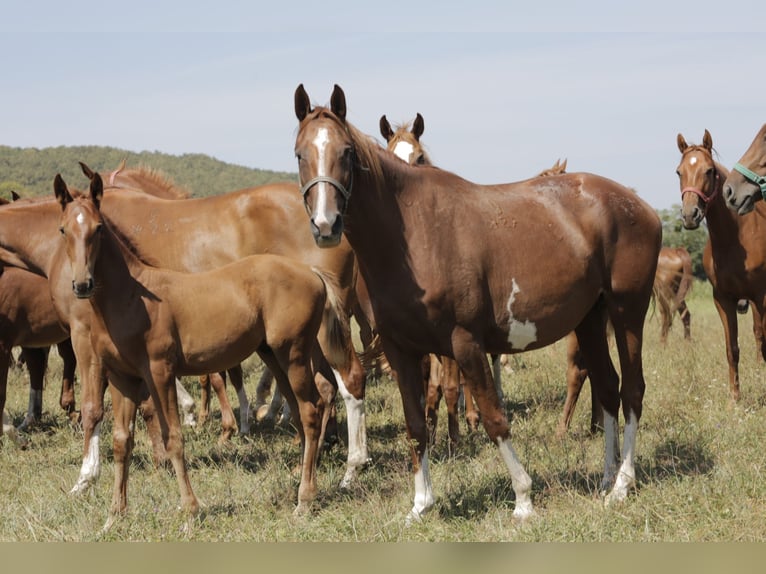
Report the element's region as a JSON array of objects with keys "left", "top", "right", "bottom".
[
  {"left": 226, "top": 364, "right": 250, "bottom": 435},
  {"left": 57, "top": 339, "right": 79, "bottom": 423},
  {"left": 572, "top": 303, "right": 622, "bottom": 495},
  {"left": 18, "top": 347, "right": 47, "bottom": 431}
]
